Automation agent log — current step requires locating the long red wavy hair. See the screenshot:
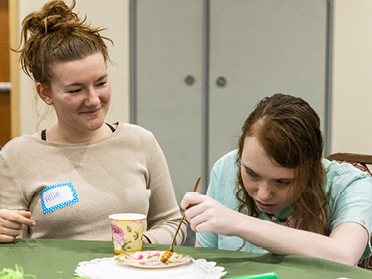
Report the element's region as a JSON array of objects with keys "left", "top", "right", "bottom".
[{"left": 235, "top": 94, "right": 327, "bottom": 234}]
